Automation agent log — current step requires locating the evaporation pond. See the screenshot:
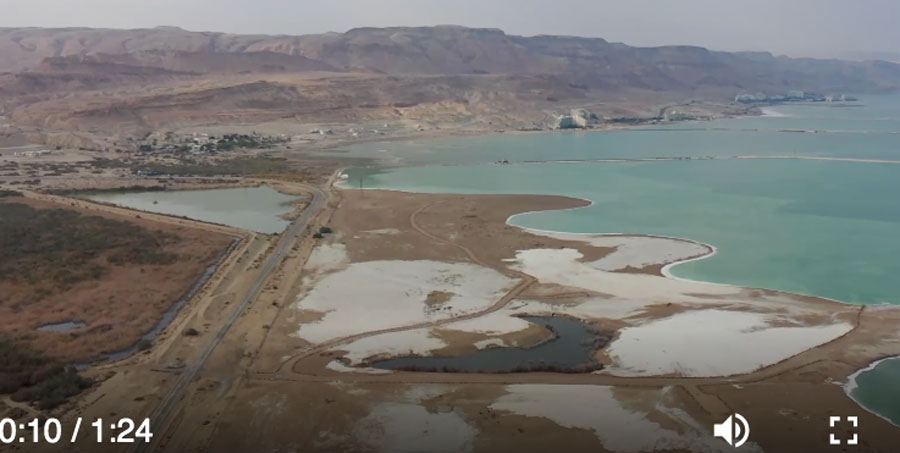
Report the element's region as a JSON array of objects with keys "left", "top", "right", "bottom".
[{"left": 86, "top": 185, "right": 296, "bottom": 233}]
